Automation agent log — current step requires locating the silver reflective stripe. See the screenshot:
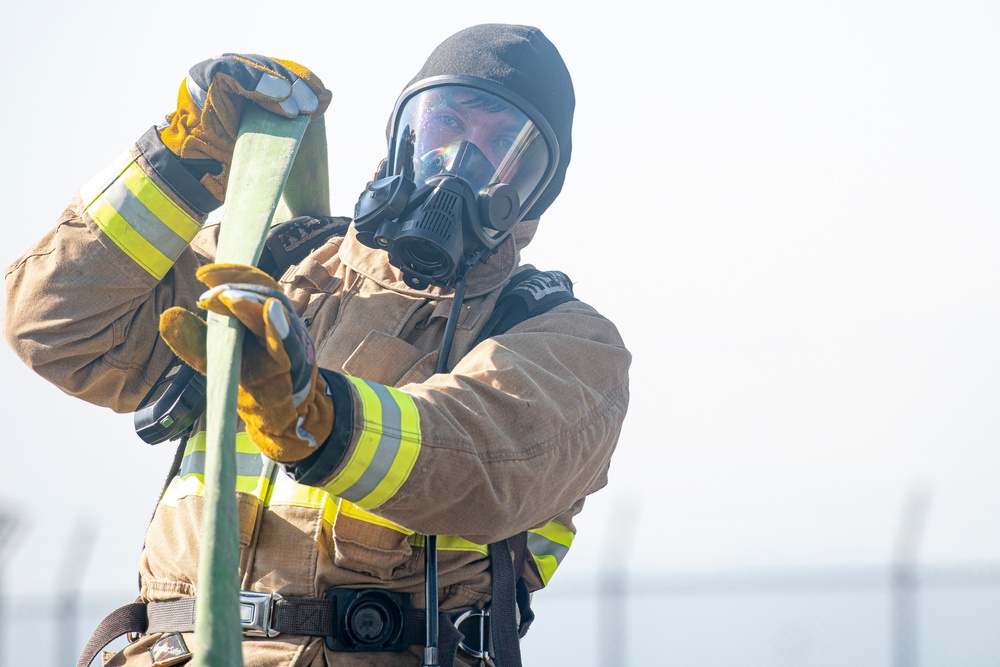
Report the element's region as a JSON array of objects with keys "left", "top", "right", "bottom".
[
  {"left": 527, "top": 531, "right": 570, "bottom": 565},
  {"left": 180, "top": 449, "right": 265, "bottom": 477},
  {"left": 103, "top": 179, "right": 190, "bottom": 260},
  {"left": 339, "top": 383, "right": 403, "bottom": 502}
]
